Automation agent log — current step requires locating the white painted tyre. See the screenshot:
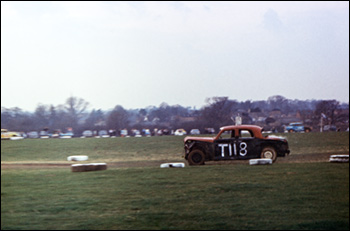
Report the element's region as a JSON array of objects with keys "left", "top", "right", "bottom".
[
  {"left": 10, "top": 137, "right": 24, "bottom": 140},
  {"left": 329, "top": 155, "right": 349, "bottom": 163},
  {"left": 67, "top": 155, "right": 89, "bottom": 161},
  {"left": 160, "top": 163, "right": 185, "bottom": 168},
  {"left": 249, "top": 158, "right": 273, "bottom": 165}
]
